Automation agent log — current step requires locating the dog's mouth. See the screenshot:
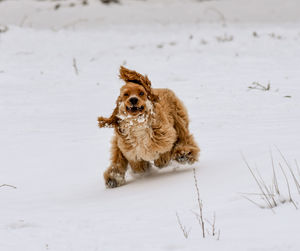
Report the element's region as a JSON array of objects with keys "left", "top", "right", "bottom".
[{"left": 126, "top": 105, "right": 144, "bottom": 114}]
